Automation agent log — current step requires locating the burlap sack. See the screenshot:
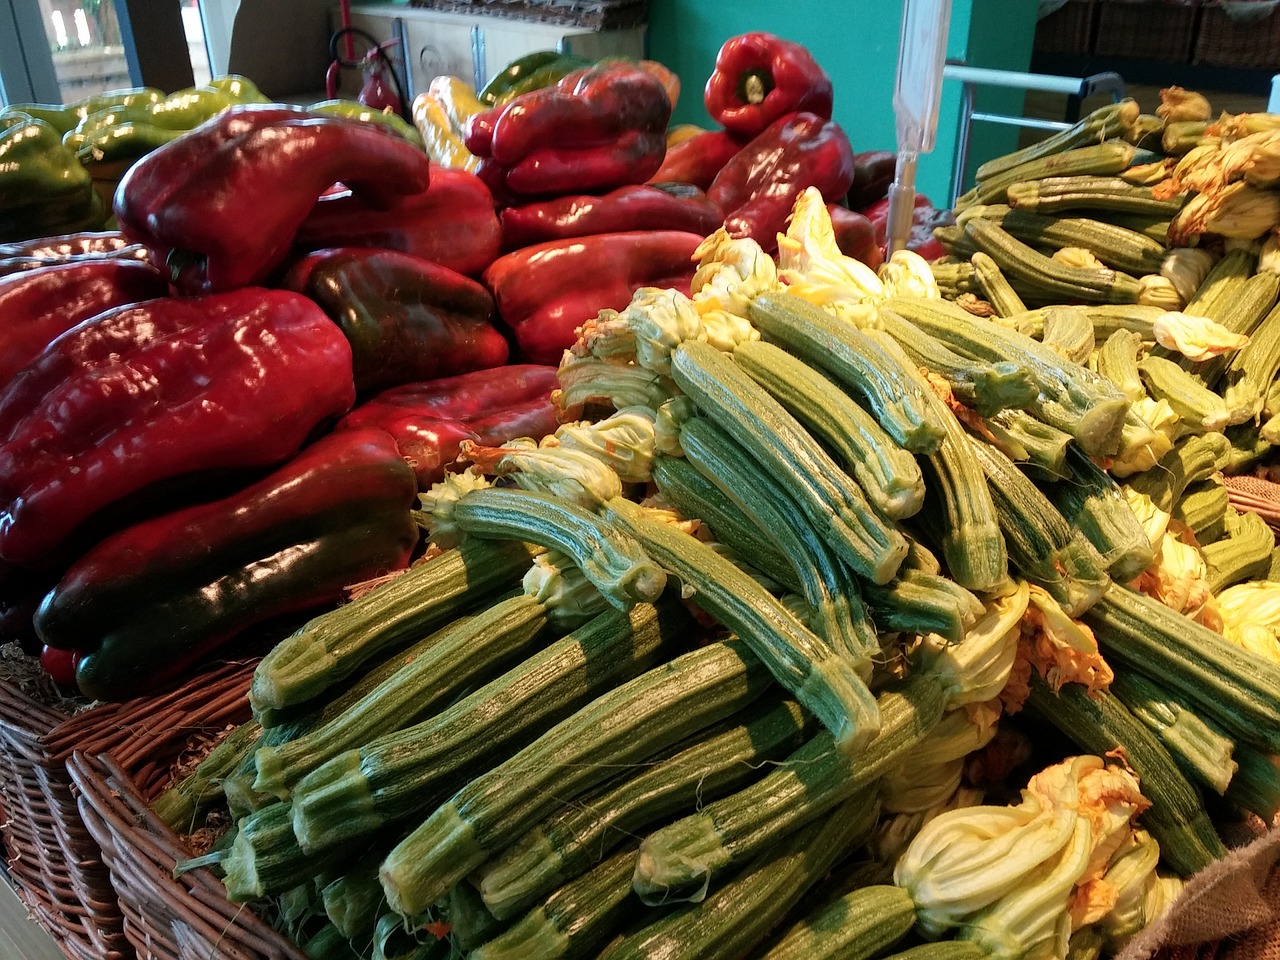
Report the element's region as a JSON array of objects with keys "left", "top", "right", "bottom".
[{"left": 1116, "top": 817, "right": 1280, "bottom": 960}]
